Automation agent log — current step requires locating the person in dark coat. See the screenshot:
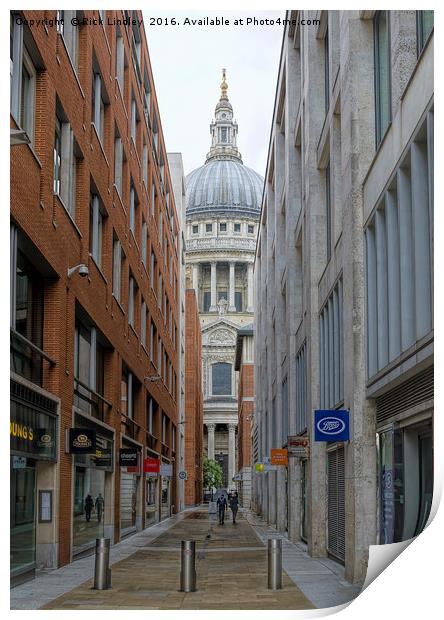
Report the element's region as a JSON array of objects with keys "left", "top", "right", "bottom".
[
  {"left": 95, "top": 493, "right": 105, "bottom": 523},
  {"left": 217, "top": 494, "right": 228, "bottom": 525},
  {"left": 229, "top": 492, "right": 239, "bottom": 524},
  {"left": 84, "top": 494, "right": 94, "bottom": 522}
]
